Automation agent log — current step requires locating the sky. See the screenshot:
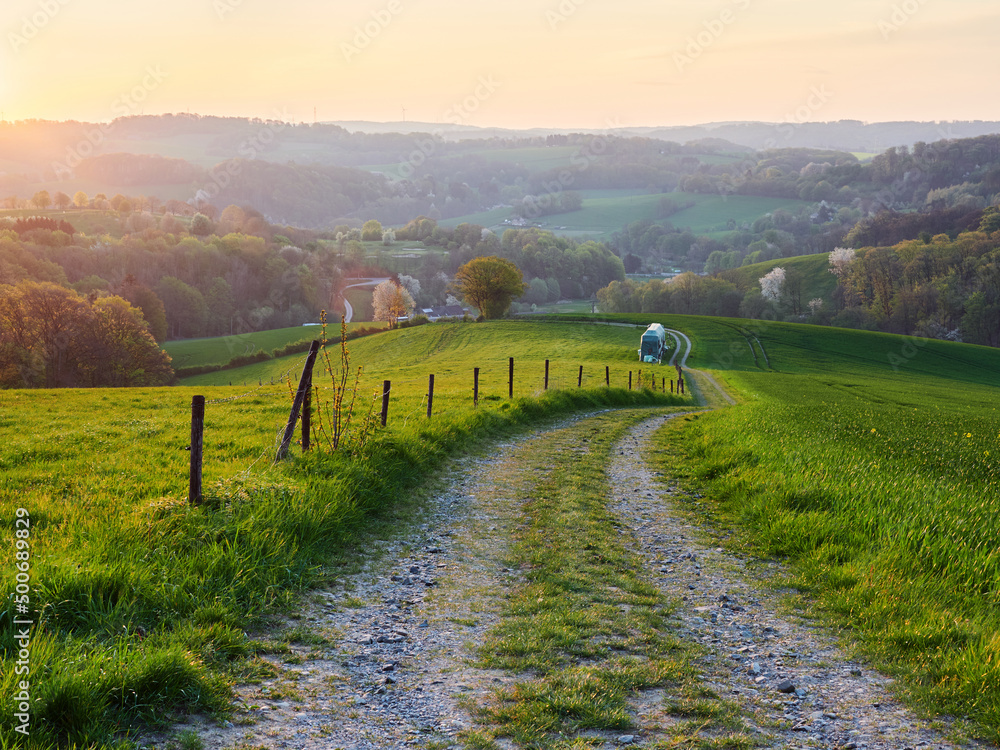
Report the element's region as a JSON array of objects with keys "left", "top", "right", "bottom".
[{"left": 2, "top": 0, "right": 998, "bottom": 130}]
